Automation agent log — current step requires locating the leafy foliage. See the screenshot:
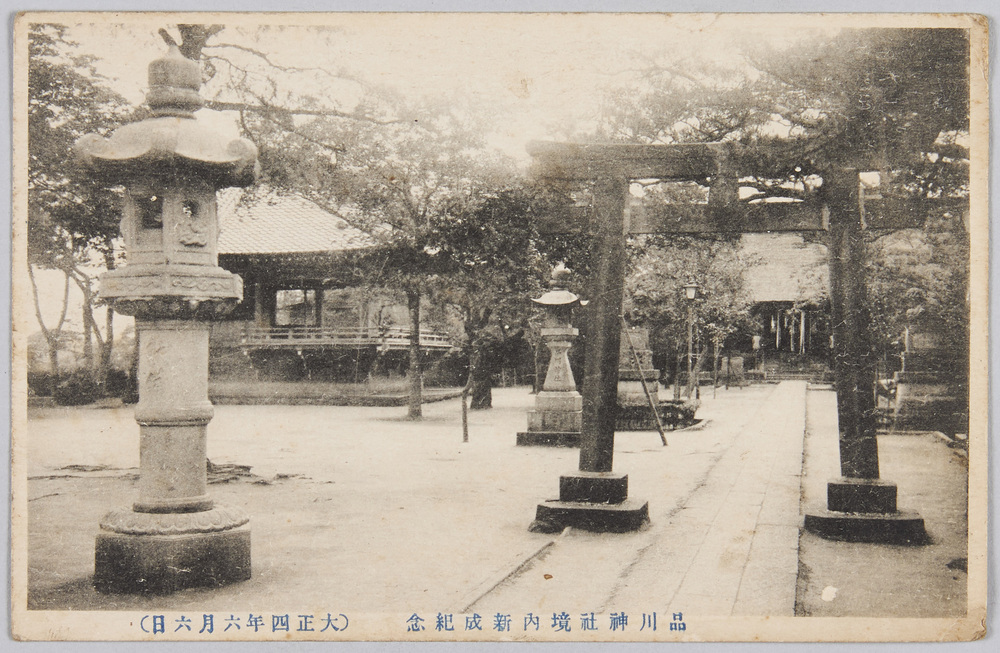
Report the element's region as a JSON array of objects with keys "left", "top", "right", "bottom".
[
  {"left": 28, "top": 23, "right": 131, "bottom": 268},
  {"left": 427, "top": 188, "right": 550, "bottom": 407},
  {"left": 625, "top": 236, "right": 758, "bottom": 371},
  {"left": 27, "top": 23, "right": 133, "bottom": 378}
]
